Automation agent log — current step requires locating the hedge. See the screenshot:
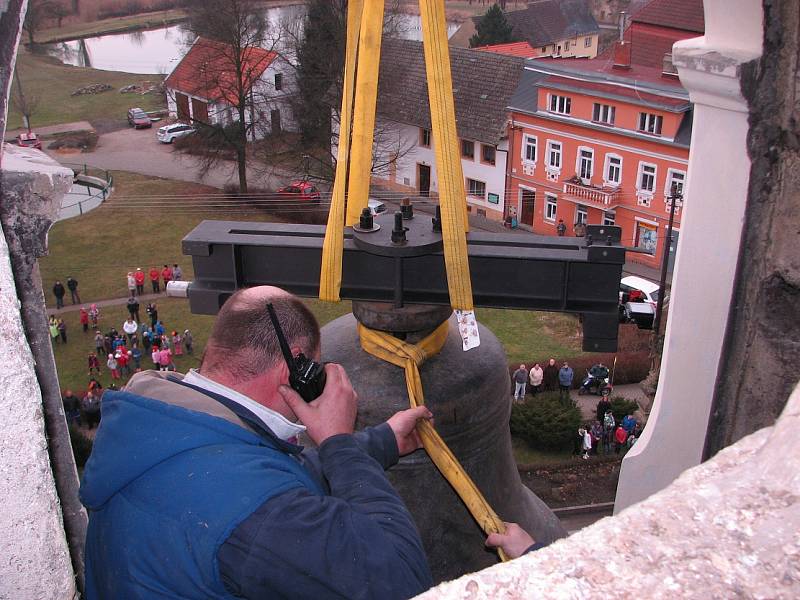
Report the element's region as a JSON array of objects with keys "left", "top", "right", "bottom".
[{"left": 510, "top": 392, "right": 582, "bottom": 452}]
